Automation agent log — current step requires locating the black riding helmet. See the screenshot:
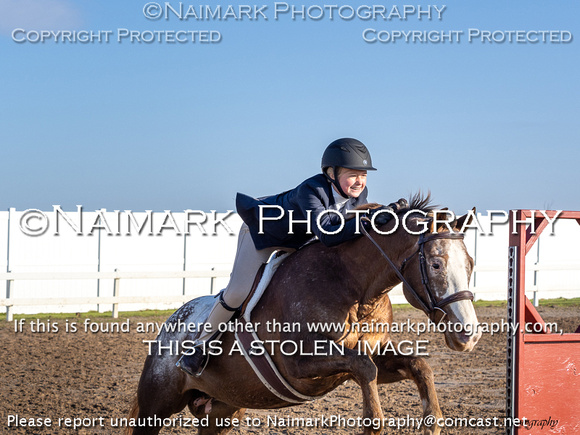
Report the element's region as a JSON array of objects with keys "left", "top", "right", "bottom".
[{"left": 321, "top": 138, "right": 376, "bottom": 198}]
